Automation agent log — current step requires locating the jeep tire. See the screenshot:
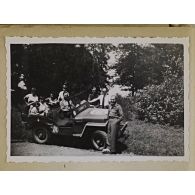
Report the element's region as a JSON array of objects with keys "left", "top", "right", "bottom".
[
  {"left": 91, "top": 130, "right": 107, "bottom": 151},
  {"left": 33, "top": 126, "right": 50, "bottom": 144}
]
